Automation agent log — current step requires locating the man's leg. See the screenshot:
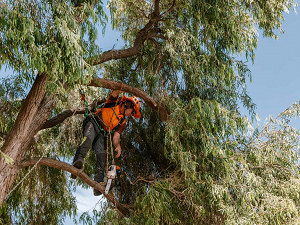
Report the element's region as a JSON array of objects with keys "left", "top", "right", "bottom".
[
  {"left": 71, "top": 121, "right": 96, "bottom": 179},
  {"left": 92, "top": 132, "right": 107, "bottom": 196}
]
